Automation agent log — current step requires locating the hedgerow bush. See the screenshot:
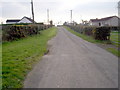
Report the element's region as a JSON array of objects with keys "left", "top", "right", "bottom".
[
  {"left": 65, "top": 25, "right": 111, "bottom": 40},
  {"left": 110, "top": 26, "right": 120, "bottom": 31},
  {"left": 83, "top": 26, "right": 96, "bottom": 36},
  {"left": 2, "top": 24, "right": 53, "bottom": 41},
  {"left": 66, "top": 25, "right": 84, "bottom": 34},
  {"left": 93, "top": 27, "right": 111, "bottom": 40}
]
